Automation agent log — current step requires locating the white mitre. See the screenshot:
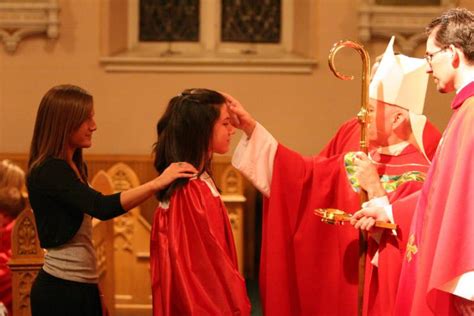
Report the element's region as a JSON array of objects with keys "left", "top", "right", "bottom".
[{"left": 369, "top": 36, "right": 430, "bottom": 161}]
